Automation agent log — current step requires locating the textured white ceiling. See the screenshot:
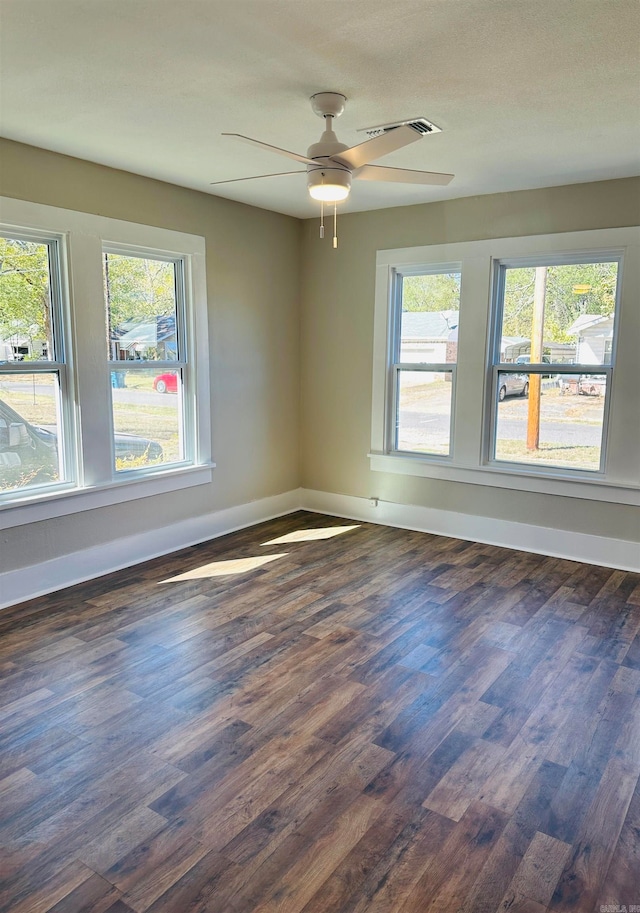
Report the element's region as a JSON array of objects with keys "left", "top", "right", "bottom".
[{"left": 1, "top": 0, "right": 639, "bottom": 218}]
